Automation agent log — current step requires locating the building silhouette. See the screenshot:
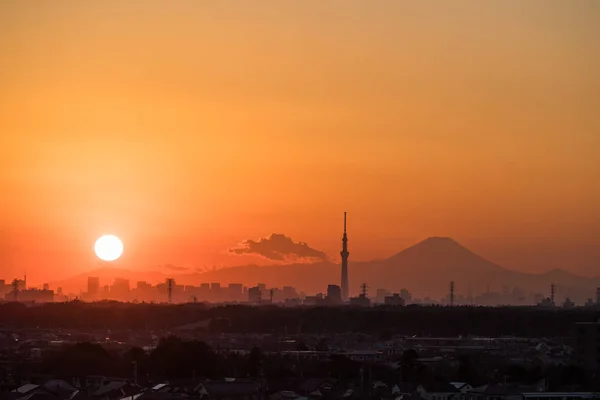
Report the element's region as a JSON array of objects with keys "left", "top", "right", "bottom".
[
  {"left": 340, "top": 212, "right": 349, "bottom": 301},
  {"left": 248, "top": 286, "right": 262, "bottom": 304},
  {"left": 326, "top": 285, "right": 342, "bottom": 305},
  {"left": 350, "top": 283, "right": 370, "bottom": 307},
  {"left": 10, "top": 288, "right": 54, "bottom": 303},
  {"left": 228, "top": 283, "right": 243, "bottom": 301},
  {"left": 282, "top": 286, "right": 298, "bottom": 300},
  {"left": 384, "top": 293, "right": 405, "bottom": 306},
  {"left": 88, "top": 277, "right": 100, "bottom": 295}
]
